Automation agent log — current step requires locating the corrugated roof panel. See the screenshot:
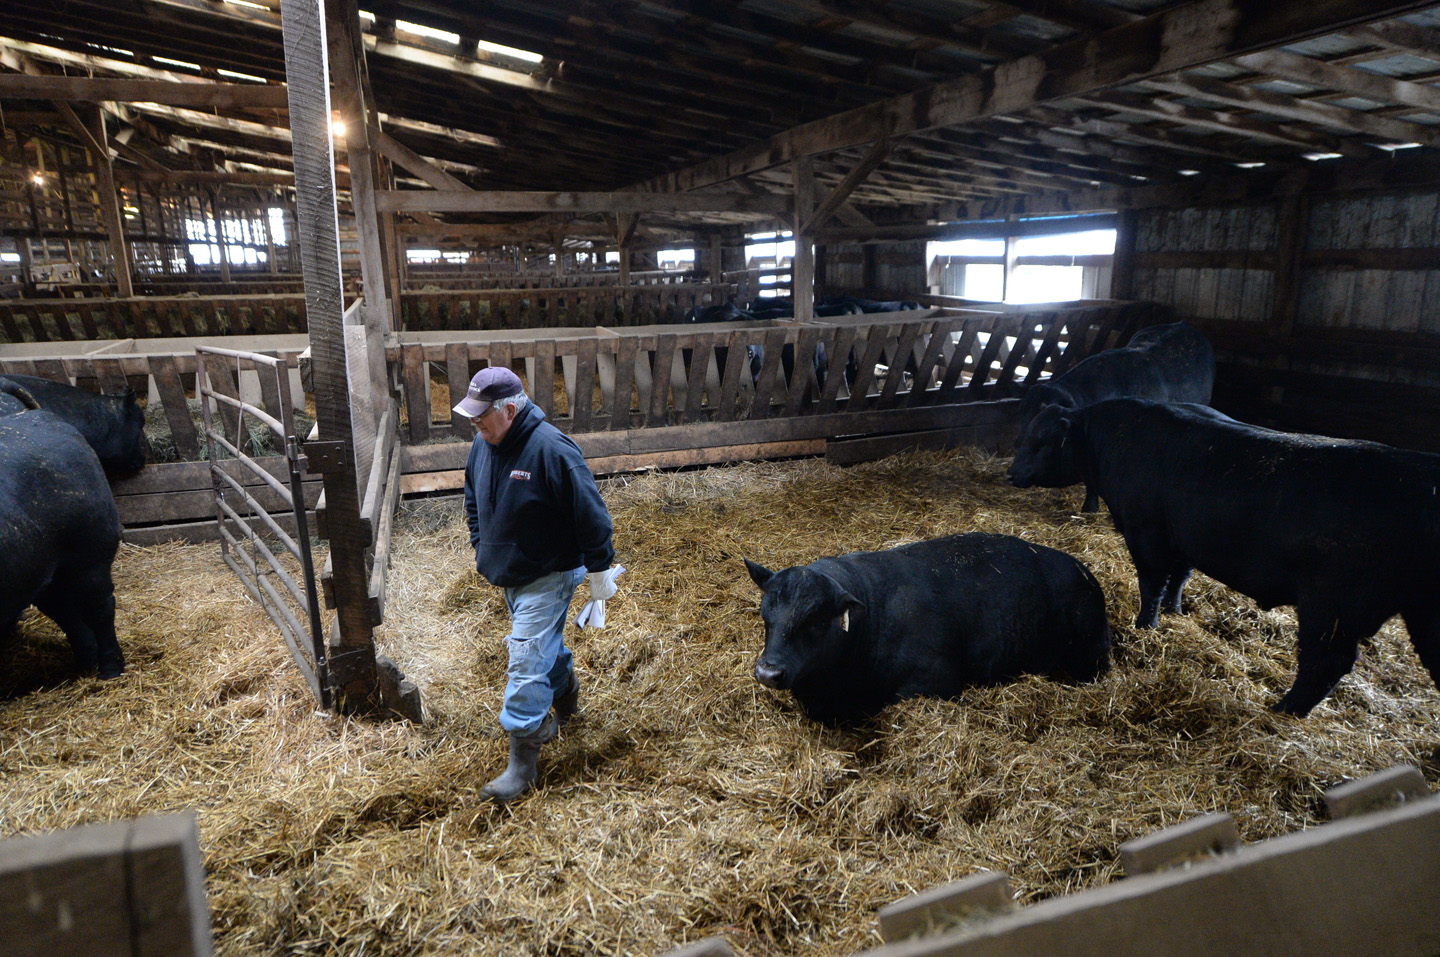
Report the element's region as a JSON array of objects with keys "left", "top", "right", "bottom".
[{"left": 1355, "top": 54, "right": 1440, "bottom": 77}]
